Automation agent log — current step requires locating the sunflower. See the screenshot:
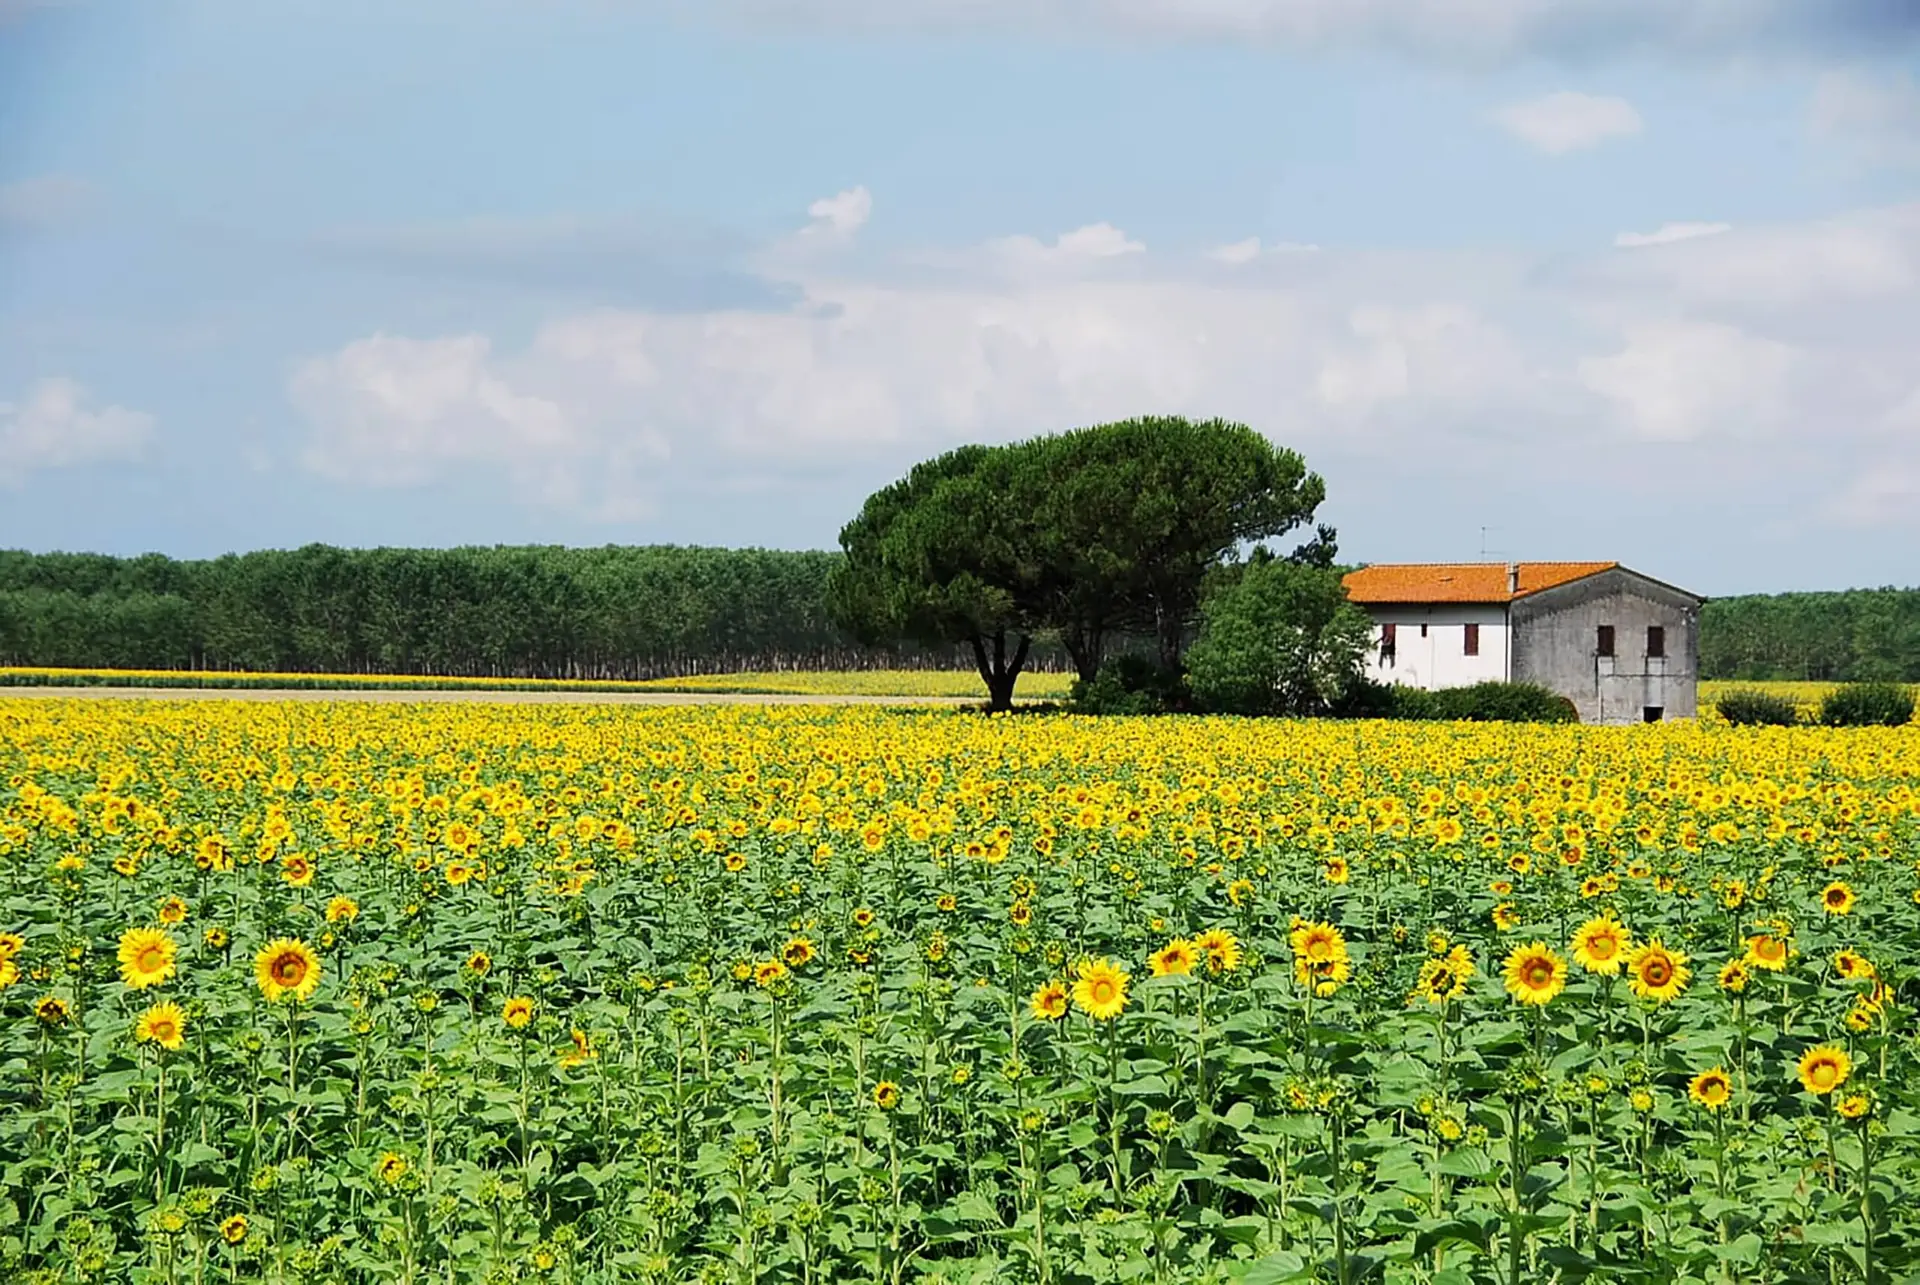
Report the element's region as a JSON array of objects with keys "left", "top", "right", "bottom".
[
  {"left": 1821, "top": 881, "right": 1856, "bottom": 915},
  {"left": 254, "top": 938, "right": 321, "bottom": 1003},
  {"left": 936, "top": 893, "right": 958, "bottom": 913},
  {"left": 1625, "top": 940, "right": 1690, "bottom": 1003},
  {"left": 1415, "top": 956, "right": 1469, "bottom": 1006},
  {"left": 157, "top": 896, "right": 189, "bottom": 926},
  {"left": 1688, "top": 1067, "right": 1732, "bottom": 1110},
  {"left": 1717, "top": 959, "right": 1750, "bottom": 993},
  {"left": 557, "top": 1028, "right": 596, "bottom": 1068},
  {"left": 465, "top": 951, "right": 491, "bottom": 975},
  {"left": 872, "top": 1080, "right": 901, "bottom": 1110},
  {"left": 35, "top": 995, "right": 70, "bottom": 1027},
  {"left": 1194, "top": 928, "right": 1242, "bottom": 973},
  {"left": 1491, "top": 903, "right": 1520, "bottom": 932},
  {"left": 1290, "top": 920, "right": 1347, "bottom": 967},
  {"left": 376, "top": 1152, "right": 409, "bottom": 1185},
  {"left": 1009, "top": 900, "right": 1033, "bottom": 926},
  {"left": 1030, "top": 980, "right": 1069, "bottom": 1021},
  {"left": 1322, "top": 856, "right": 1351, "bottom": 885},
  {"left": 219, "top": 1214, "right": 248, "bottom": 1245},
  {"left": 1149, "top": 938, "right": 1197, "bottom": 977},
  {"left": 1569, "top": 916, "right": 1631, "bottom": 975},
  {"left": 1743, "top": 933, "right": 1790, "bottom": 971},
  {"left": 135, "top": 1001, "right": 188, "bottom": 1052},
  {"left": 0, "top": 959, "right": 16, "bottom": 991},
  {"left": 752, "top": 959, "right": 788, "bottom": 988},
  {"left": 1501, "top": 942, "right": 1567, "bottom": 1007},
  {"left": 851, "top": 906, "right": 875, "bottom": 928},
  {"left": 280, "top": 853, "right": 315, "bottom": 888},
  {"left": 324, "top": 896, "right": 359, "bottom": 924},
  {"left": 1797, "top": 1045, "right": 1851, "bottom": 1096},
  {"left": 723, "top": 852, "right": 748, "bottom": 873},
  {"left": 501, "top": 996, "right": 536, "bottom": 1029},
  {"left": 1836, "top": 1093, "right": 1871, "bottom": 1120},
  {"left": 1833, "top": 949, "right": 1877, "bottom": 981},
  {"left": 1072, "top": 958, "right": 1130, "bottom": 1021},
  {"left": 118, "top": 927, "right": 178, "bottom": 990},
  {"left": 782, "top": 937, "right": 816, "bottom": 968}
]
